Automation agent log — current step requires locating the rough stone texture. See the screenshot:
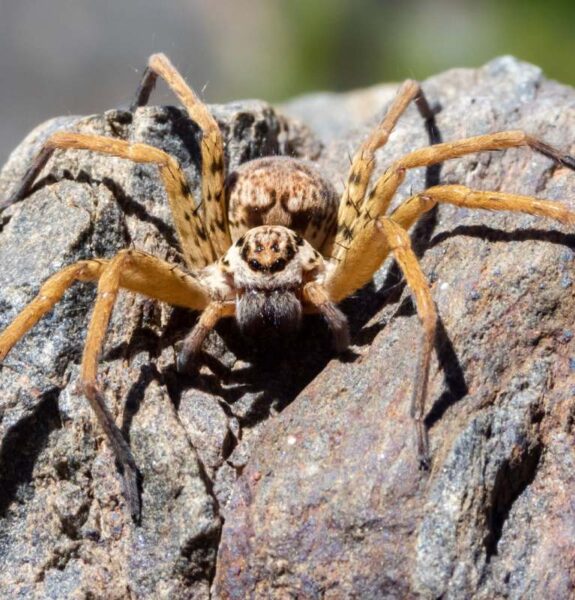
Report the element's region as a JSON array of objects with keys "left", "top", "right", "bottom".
[
  {"left": 0, "top": 101, "right": 320, "bottom": 599},
  {"left": 0, "top": 56, "right": 574, "bottom": 598},
  {"left": 217, "top": 57, "right": 575, "bottom": 598}
]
